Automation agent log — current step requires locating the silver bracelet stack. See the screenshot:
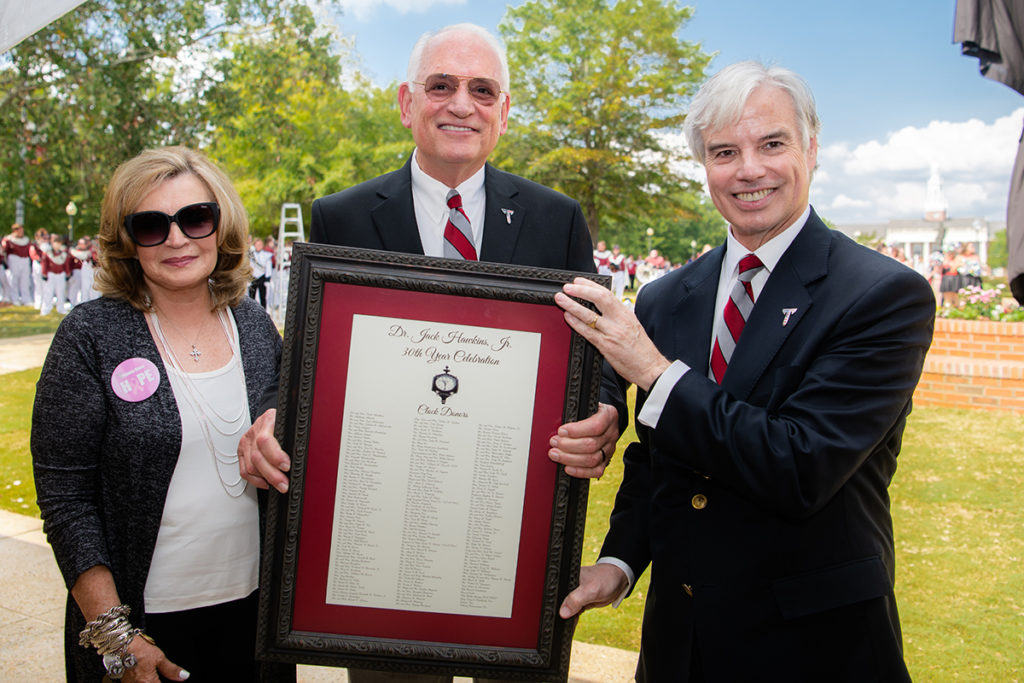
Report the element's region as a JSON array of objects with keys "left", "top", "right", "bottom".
[{"left": 78, "top": 604, "right": 144, "bottom": 680}]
